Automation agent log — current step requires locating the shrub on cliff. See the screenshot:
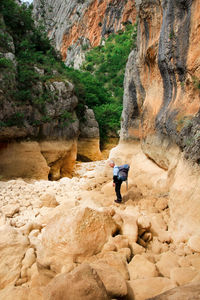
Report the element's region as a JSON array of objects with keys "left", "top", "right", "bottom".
[
  {"left": 0, "top": 0, "right": 76, "bottom": 129},
  {"left": 83, "top": 24, "right": 137, "bottom": 103},
  {"left": 65, "top": 24, "right": 137, "bottom": 146}
]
